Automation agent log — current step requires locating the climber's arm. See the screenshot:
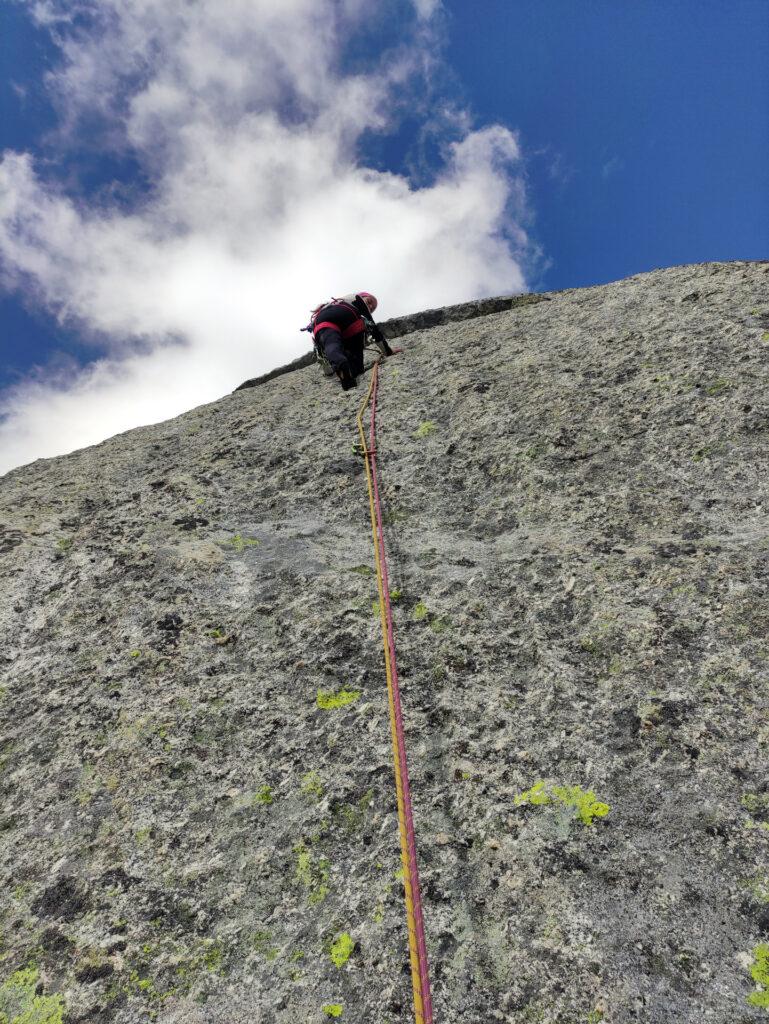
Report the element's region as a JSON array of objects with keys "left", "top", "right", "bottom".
[{"left": 367, "top": 318, "right": 393, "bottom": 356}]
